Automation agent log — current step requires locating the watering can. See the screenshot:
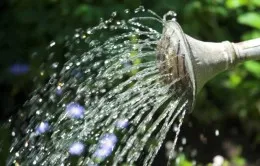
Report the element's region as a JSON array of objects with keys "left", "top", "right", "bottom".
[{"left": 157, "top": 20, "right": 260, "bottom": 99}]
